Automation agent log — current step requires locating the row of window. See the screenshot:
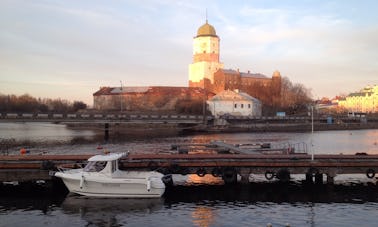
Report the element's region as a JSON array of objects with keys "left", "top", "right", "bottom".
[
  {"left": 234, "top": 103, "right": 251, "bottom": 109},
  {"left": 213, "top": 80, "right": 269, "bottom": 86}
]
